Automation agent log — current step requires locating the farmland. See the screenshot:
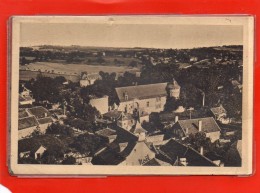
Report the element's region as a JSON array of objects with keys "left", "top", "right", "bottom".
[{"left": 19, "top": 62, "right": 141, "bottom": 82}]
